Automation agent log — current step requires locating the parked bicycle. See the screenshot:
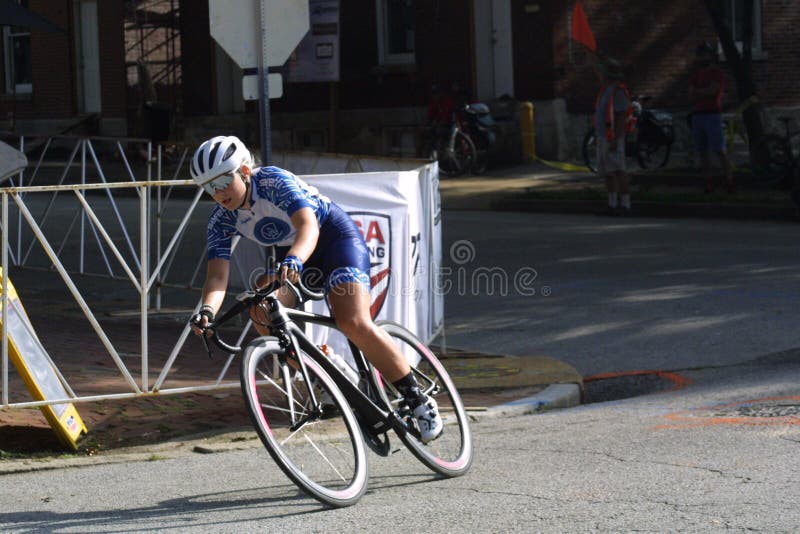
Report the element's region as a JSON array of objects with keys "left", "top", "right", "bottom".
[
  {"left": 198, "top": 279, "right": 473, "bottom": 508},
  {"left": 428, "top": 103, "right": 496, "bottom": 176},
  {"left": 583, "top": 95, "right": 675, "bottom": 173},
  {"left": 461, "top": 103, "right": 497, "bottom": 175},
  {"left": 757, "top": 116, "right": 800, "bottom": 184}
]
